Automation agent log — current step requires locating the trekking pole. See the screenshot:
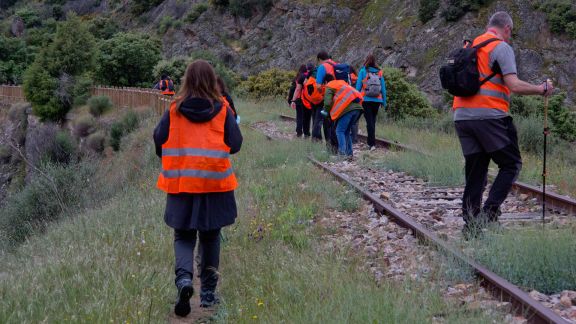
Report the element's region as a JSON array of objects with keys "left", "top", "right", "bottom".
[{"left": 542, "top": 80, "right": 550, "bottom": 226}]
